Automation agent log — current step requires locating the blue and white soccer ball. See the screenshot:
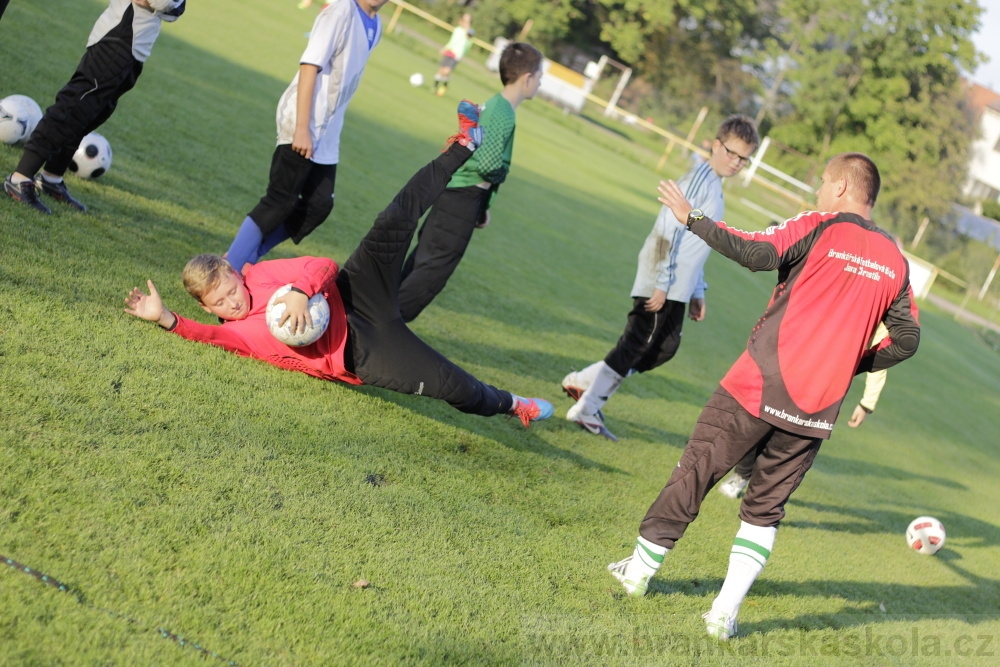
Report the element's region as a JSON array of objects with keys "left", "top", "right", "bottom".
[
  {"left": 906, "top": 516, "right": 946, "bottom": 555},
  {"left": 265, "top": 284, "right": 330, "bottom": 347},
  {"left": 0, "top": 94, "right": 43, "bottom": 144},
  {"left": 69, "top": 132, "right": 113, "bottom": 179}
]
